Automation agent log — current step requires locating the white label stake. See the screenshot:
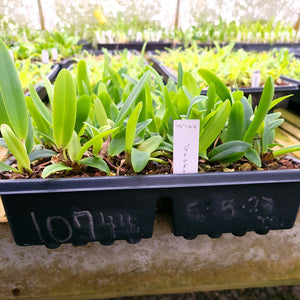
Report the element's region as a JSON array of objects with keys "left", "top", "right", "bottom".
[
  {"left": 173, "top": 120, "right": 200, "bottom": 174},
  {"left": 42, "top": 50, "right": 49, "bottom": 64},
  {"left": 251, "top": 70, "right": 261, "bottom": 88},
  {"left": 51, "top": 48, "right": 58, "bottom": 61}
]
